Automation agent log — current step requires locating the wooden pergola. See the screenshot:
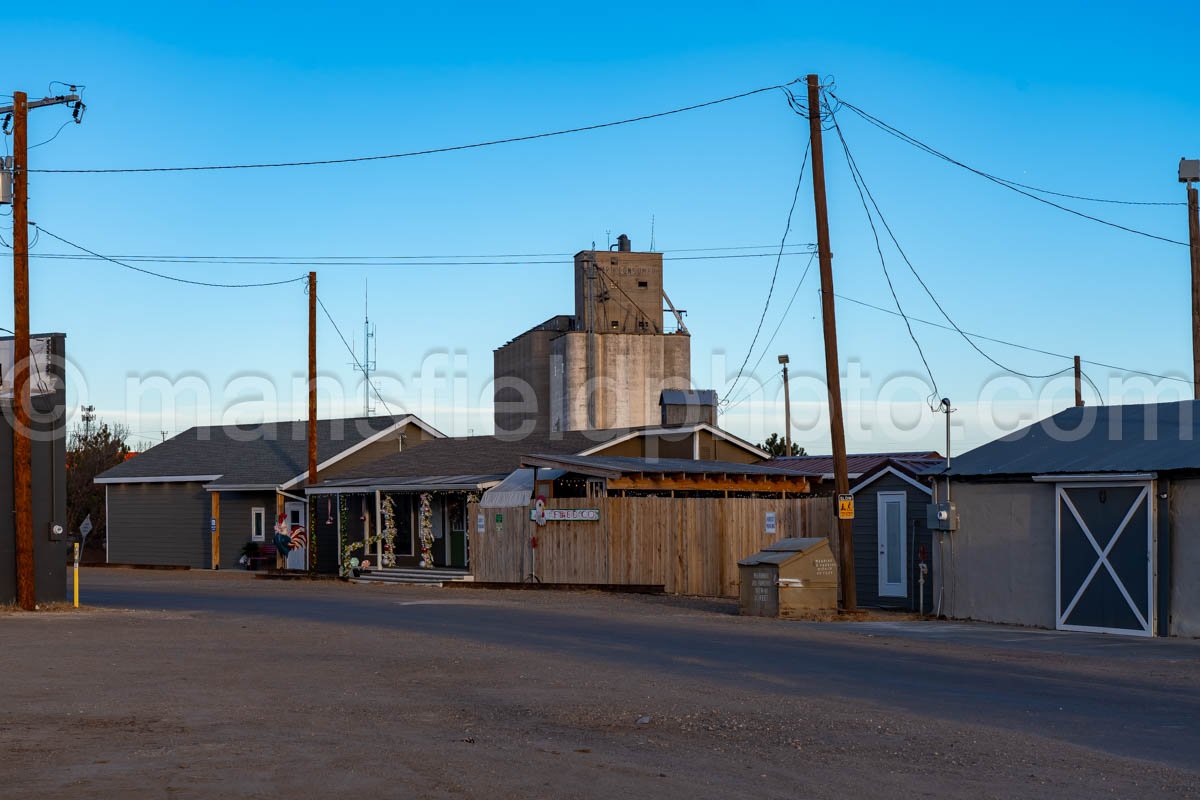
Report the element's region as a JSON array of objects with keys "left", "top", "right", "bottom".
[{"left": 520, "top": 455, "right": 812, "bottom": 496}]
